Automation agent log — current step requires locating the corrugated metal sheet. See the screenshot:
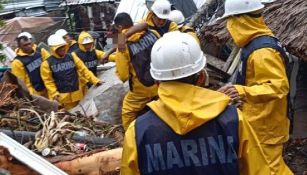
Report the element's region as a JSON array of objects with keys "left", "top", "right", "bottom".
[
  {"left": 44, "top": 0, "right": 63, "bottom": 11},
  {"left": 2, "top": 0, "right": 45, "bottom": 13},
  {"left": 0, "top": 0, "right": 62, "bottom": 17},
  {"left": 59, "top": 0, "right": 115, "bottom": 7}
]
